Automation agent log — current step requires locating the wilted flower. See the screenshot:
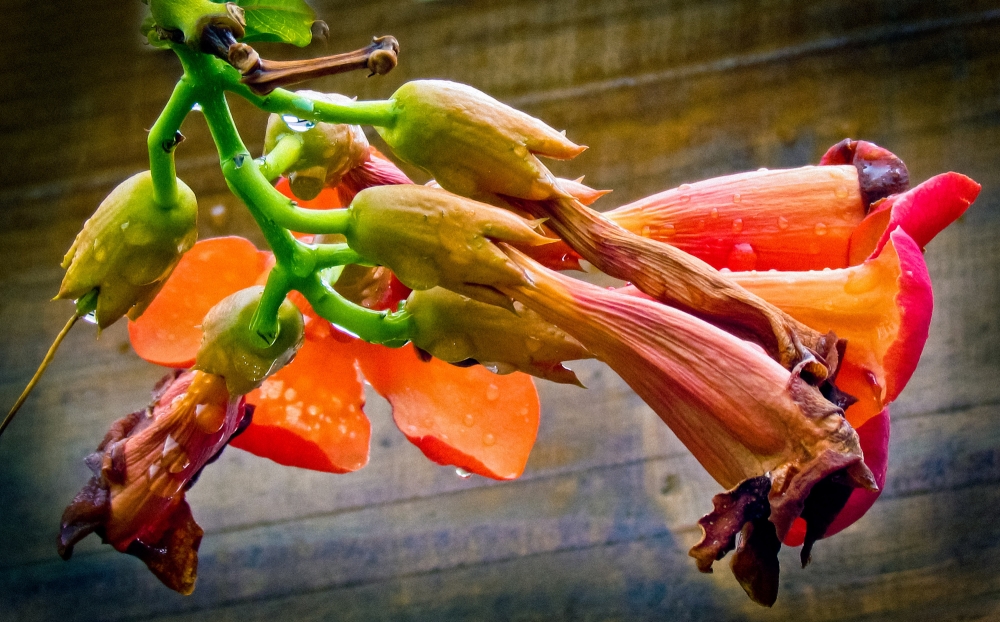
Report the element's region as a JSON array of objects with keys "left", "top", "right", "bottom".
[
  {"left": 57, "top": 171, "right": 198, "bottom": 328},
  {"left": 58, "top": 370, "right": 251, "bottom": 594}
]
